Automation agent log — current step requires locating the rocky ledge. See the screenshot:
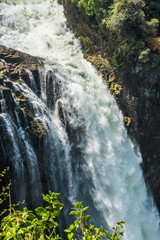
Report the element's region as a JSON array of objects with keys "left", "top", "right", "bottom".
[{"left": 0, "top": 45, "right": 40, "bottom": 91}]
